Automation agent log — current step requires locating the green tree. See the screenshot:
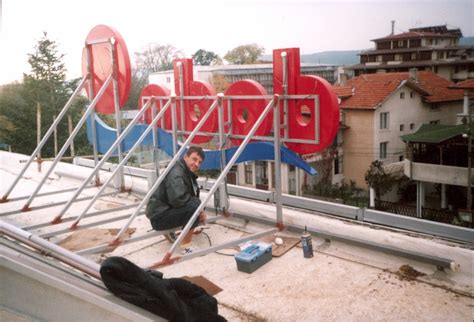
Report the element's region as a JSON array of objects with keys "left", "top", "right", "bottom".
[
  {"left": 192, "top": 49, "right": 221, "bottom": 66},
  {"left": 224, "top": 44, "right": 265, "bottom": 64},
  {"left": 0, "top": 83, "right": 29, "bottom": 150},
  {"left": 365, "top": 160, "right": 398, "bottom": 207},
  {"left": 0, "top": 32, "right": 89, "bottom": 157},
  {"left": 135, "top": 43, "right": 182, "bottom": 75}
]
